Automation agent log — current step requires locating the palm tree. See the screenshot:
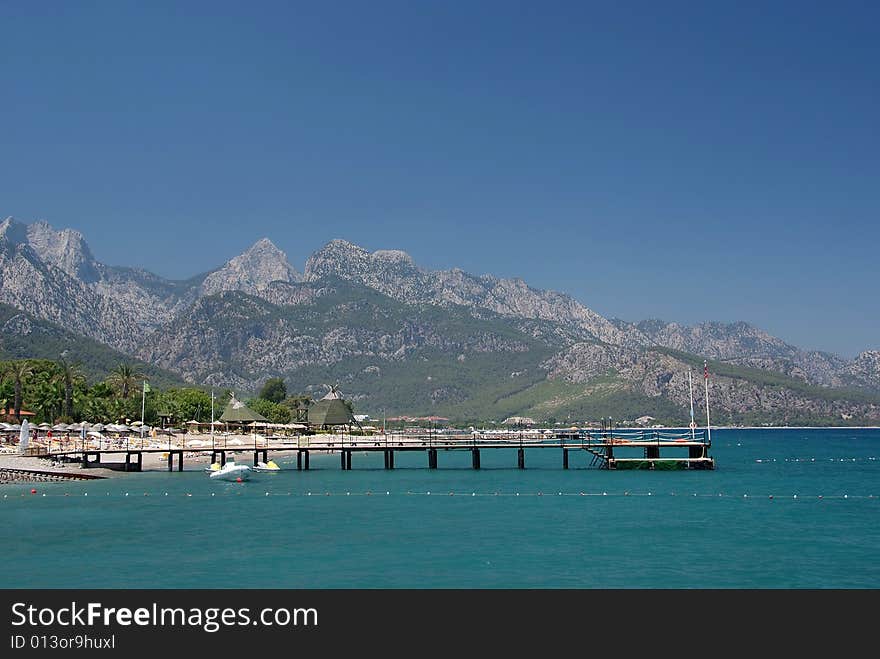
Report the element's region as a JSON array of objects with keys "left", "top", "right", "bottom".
[
  {"left": 0, "top": 364, "right": 11, "bottom": 417},
  {"left": 107, "top": 363, "right": 143, "bottom": 400},
  {"left": 8, "top": 360, "right": 34, "bottom": 421},
  {"left": 32, "top": 375, "right": 63, "bottom": 423},
  {"left": 56, "top": 356, "right": 84, "bottom": 420}
]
